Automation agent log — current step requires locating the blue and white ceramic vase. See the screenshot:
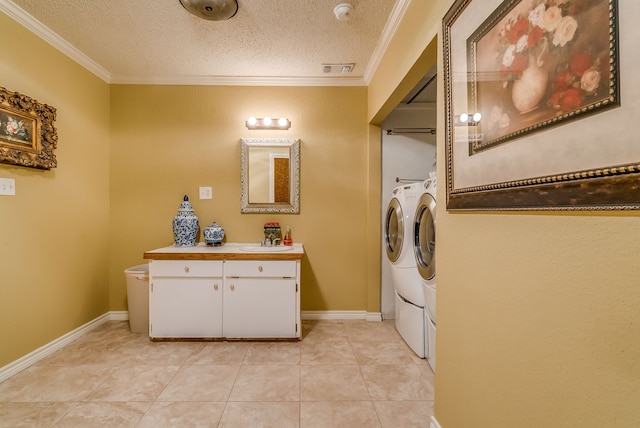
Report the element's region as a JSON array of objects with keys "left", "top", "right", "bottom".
[
  {"left": 203, "top": 221, "right": 225, "bottom": 246},
  {"left": 173, "top": 195, "right": 199, "bottom": 247}
]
